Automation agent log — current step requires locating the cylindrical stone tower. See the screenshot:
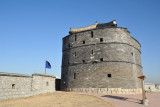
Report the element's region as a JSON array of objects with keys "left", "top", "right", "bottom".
[{"left": 61, "top": 21, "right": 142, "bottom": 92}]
